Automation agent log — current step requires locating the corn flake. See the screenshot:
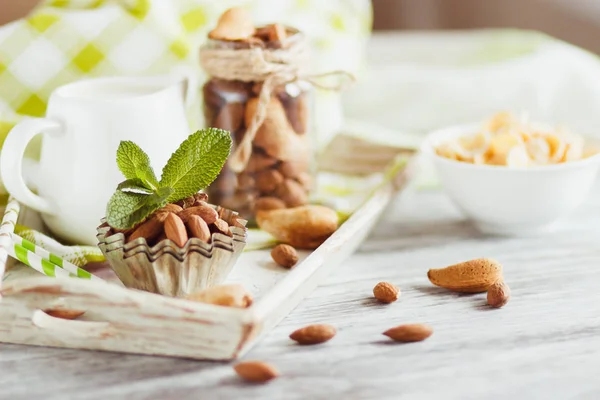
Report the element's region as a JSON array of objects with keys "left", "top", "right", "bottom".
[{"left": 435, "top": 112, "right": 597, "bottom": 167}]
